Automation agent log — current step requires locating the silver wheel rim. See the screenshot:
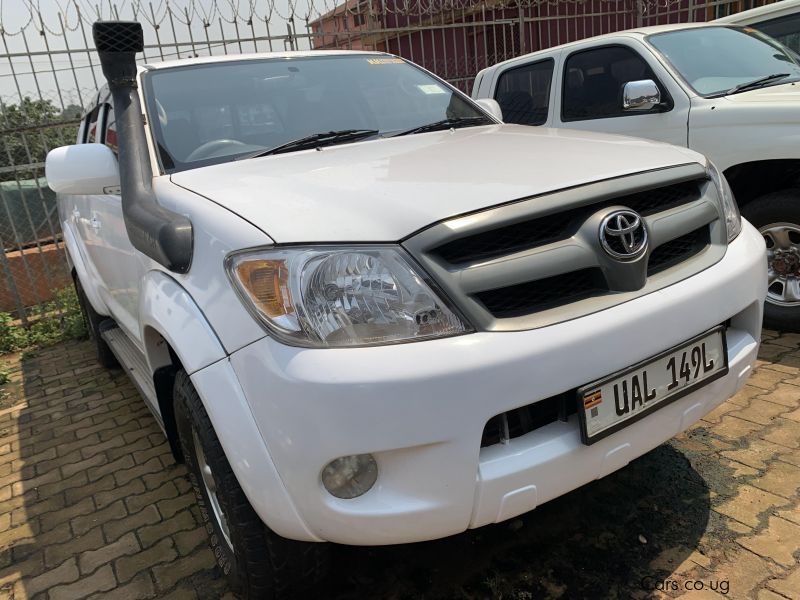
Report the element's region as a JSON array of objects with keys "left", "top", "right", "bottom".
[
  {"left": 192, "top": 429, "right": 234, "bottom": 552},
  {"left": 761, "top": 222, "right": 800, "bottom": 307}
]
